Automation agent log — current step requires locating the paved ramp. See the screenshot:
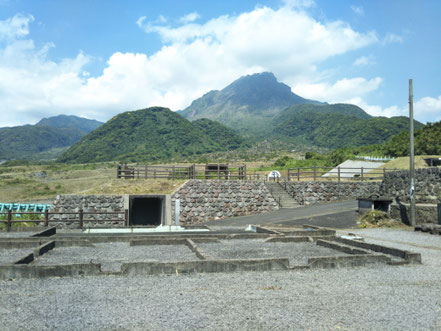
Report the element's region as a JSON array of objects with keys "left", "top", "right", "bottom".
[{"left": 209, "top": 200, "right": 358, "bottom": 228}]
